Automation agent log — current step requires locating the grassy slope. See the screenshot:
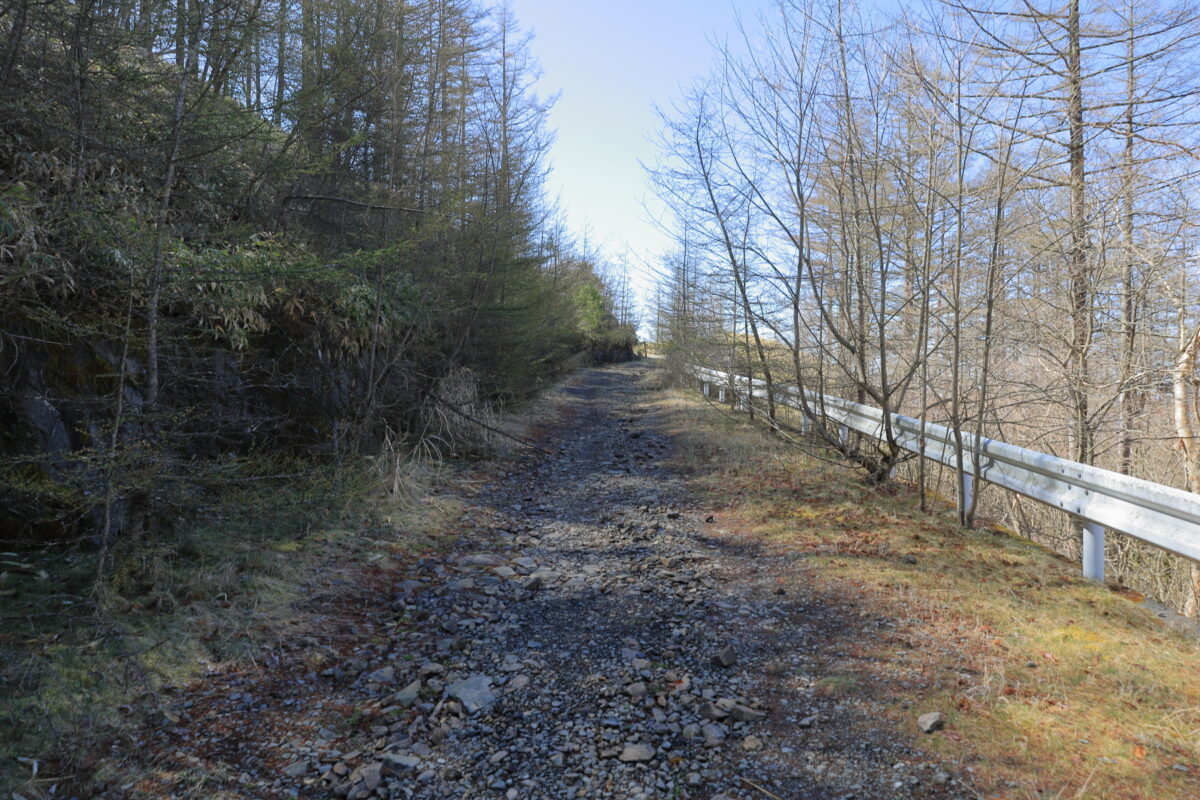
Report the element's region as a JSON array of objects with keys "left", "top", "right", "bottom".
[
  {"left": 653, "top": 380, "right": 1200, "bottom": 800},
  {"left": 0, "top": 464, "right": 472, "bottom": 796},
  {"left": 0, "top": 378, "right": 574, "bottom": 798}
]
